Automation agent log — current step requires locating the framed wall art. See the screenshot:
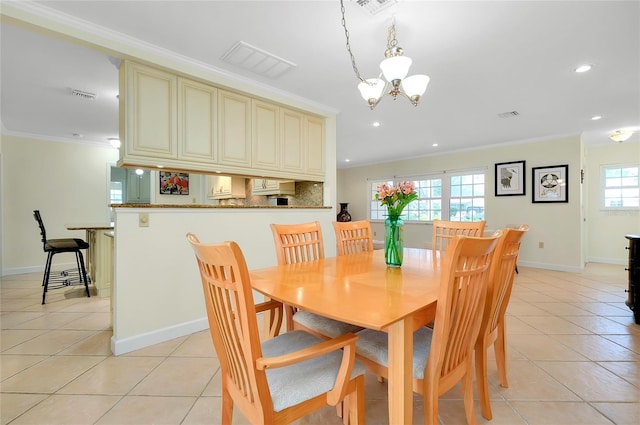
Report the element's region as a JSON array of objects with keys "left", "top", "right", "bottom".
[
  {"left": 532, "top": 164, "right": 568, "bottom": 203},
  {"left": 159, "top": 171, "right": 189, "bottom": 195},
  {"left": 495, "top": 160, "right": 526, "bottom": 196}
]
